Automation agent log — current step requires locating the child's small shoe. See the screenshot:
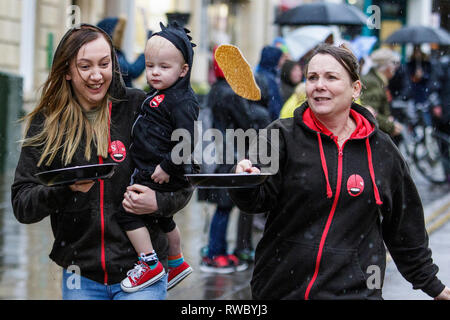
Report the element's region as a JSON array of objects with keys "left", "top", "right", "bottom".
[
  {"left": 121, "top": 258, "right": 165, "bottom": 293},
  {"left": 167, "top": 261, "right": 193, "bottom": 290}
]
